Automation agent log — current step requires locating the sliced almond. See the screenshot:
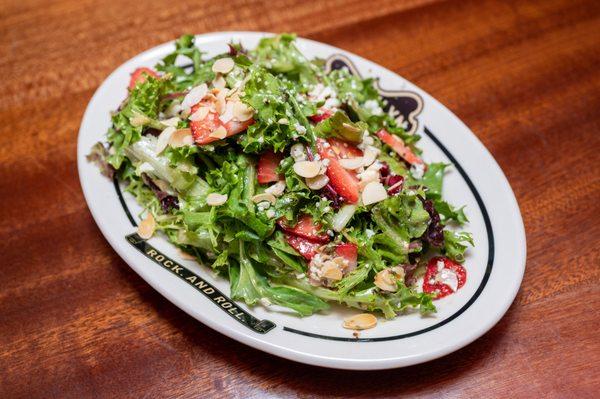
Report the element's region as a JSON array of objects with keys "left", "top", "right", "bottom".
[
  {"left": 169, "top": 128, "right": 193, "bottom": 147},
  {"left": 212, "top": 57, "right": 235, "bottom": 74},
  {"left": 209, "top": 126, "right": 228, "bottom": 139},
  {"left": 206, "top": 193, "right": 228, "bottom": 206},
  {"left": 306, "top": 174, "right": 329, "bottom": 190},
  {"left": 156, "top": 126, "right": 176, "bottom": 154},
  {"left": 215, "top": 89, "right": 228, "bottom": 114},
  {"left": 137, "top": 212, "right": 156, "bottom": 240},
  {"left": 343, "top": 313, "right": 377, "bottom": 330},
  {"left": 265, "top": 180, "right": 286, "bottom": 197},
  {"left": 293, "top": 161, "right": 321, "bottom": 178},
  {"left": 232, "top": 101, "right": 254, "bottom": 122},
  {"left": 362, "top": 146, "right": 380, "bottom": 167},
  {"left": 375, "top": 266, "right": 405, "bottom": 292},
  {"left": 189, "top": 106, "right": 210, "bottom": 121},
  {"left": 219, "top": 101, "right": 235, "bottom": 124},
  {"left": 212, "top": 74, "right": 226, "bottom": 89},
  {"left": 277, "top": 118, "right": 289, "bottom": 125},
  {"left": 339, "top": 157, "right": 364, "bottom": 170},
  {"left": 321, "top": 263, "right": 343, "bottom": 281},
  {"left": 181, "top": 83, "right": 208, "bottom": 109},
  {"left": 251, "top": 193, "right": 277, "bottom": 204},
  {"left": 362, "top": 182, "right": 388, "bottom": 205}
]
